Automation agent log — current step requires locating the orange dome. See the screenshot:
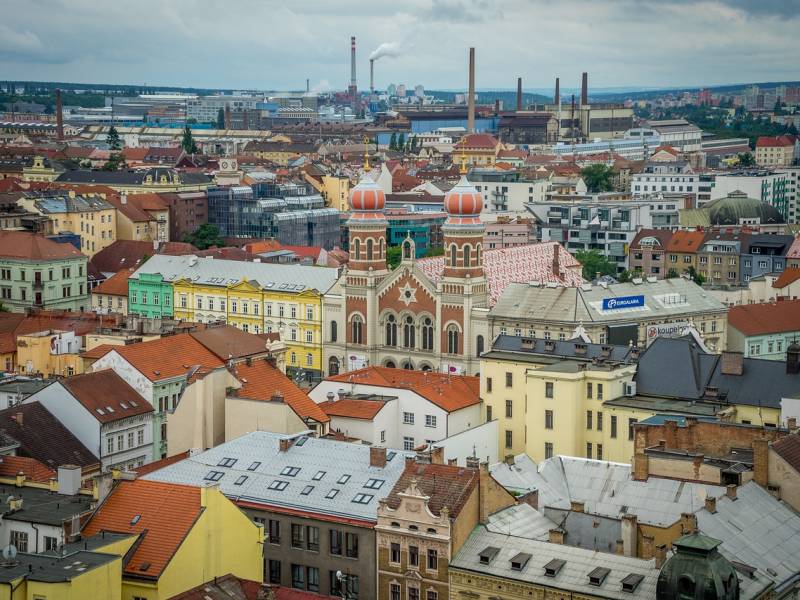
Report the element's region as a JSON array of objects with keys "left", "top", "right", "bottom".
[
  {"left": 349, "top": 173, "right": 385, "bottom": 212},
  {"left": 444, "top": 175, "right": 482, "bottom": 216}
]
